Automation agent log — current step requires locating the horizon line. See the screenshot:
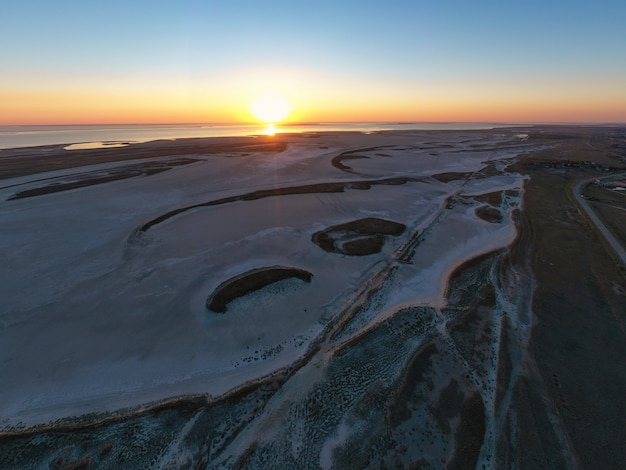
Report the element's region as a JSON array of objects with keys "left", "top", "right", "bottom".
[{"left": 2, "top": 120, "right": 626, "bottom": 127}]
